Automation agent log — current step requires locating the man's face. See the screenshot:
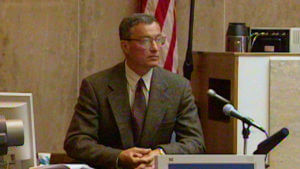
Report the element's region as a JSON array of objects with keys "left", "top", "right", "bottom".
[{"left": 121, "top": 22, "right": 163, "bottom": 74}]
